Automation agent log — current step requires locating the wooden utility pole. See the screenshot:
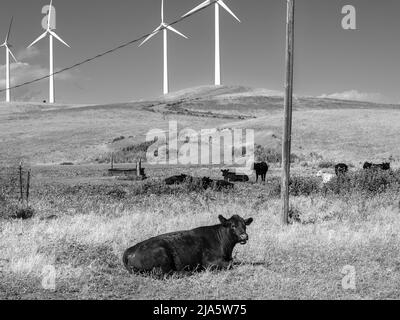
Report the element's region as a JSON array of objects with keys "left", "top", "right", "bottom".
[{"left": 281, "top": 0, "right": 295, "bottom": 225}]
